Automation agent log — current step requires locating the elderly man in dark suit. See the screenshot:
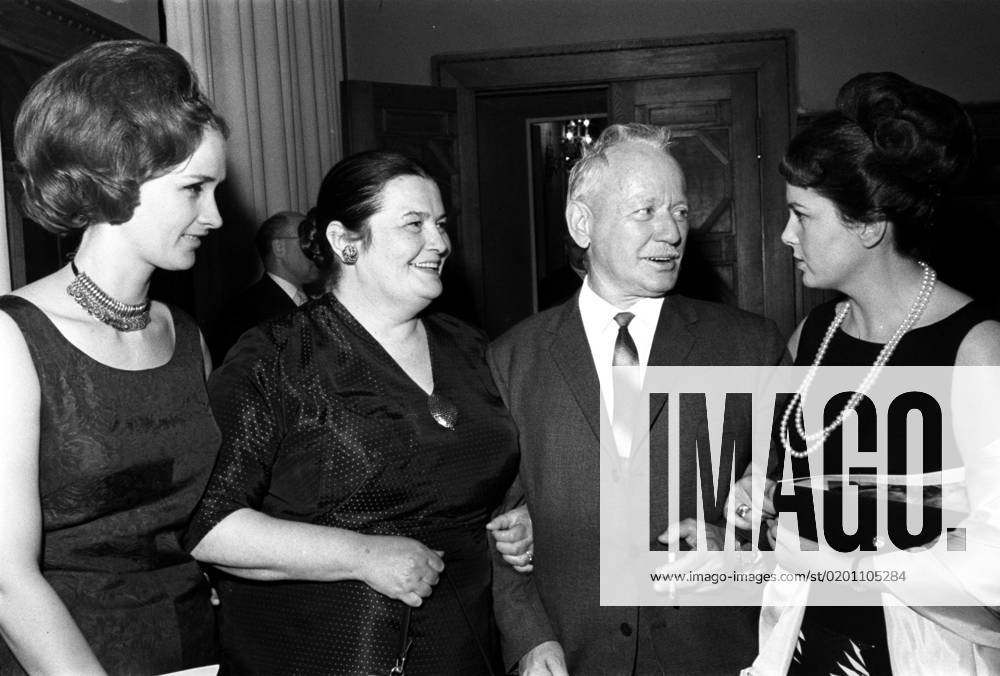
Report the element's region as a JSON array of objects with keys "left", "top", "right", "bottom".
[
  {"left": 207, "top": 210, "right": 318, "bottom": 364},
  {"left": 489, "top": 123, "right": 786, "bottom": 675}
]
